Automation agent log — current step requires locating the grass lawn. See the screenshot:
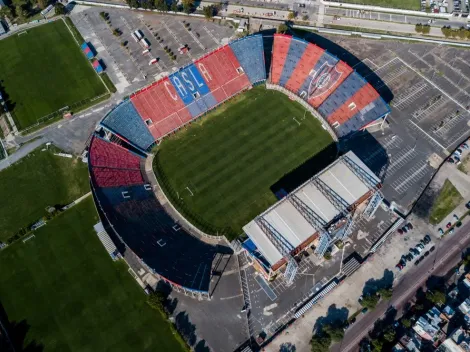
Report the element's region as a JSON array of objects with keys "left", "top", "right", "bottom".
[
  {"left": 429, "top": 179, "right": 463, "bottom": 225},
  {"left": 0, "top": 197, "right": 187, "bottom": 352},
  {"left": 340, "top": 0, "right": 420, "bottom": 10},
  {"left": 0, "top": 20, "right": 107, "bottom": 130},
  {"left": 154, "top": 86, "right": 334, "bottom": 239},
  {"left": 0, "top": 145, "right": 90, "bottom": 242}
]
